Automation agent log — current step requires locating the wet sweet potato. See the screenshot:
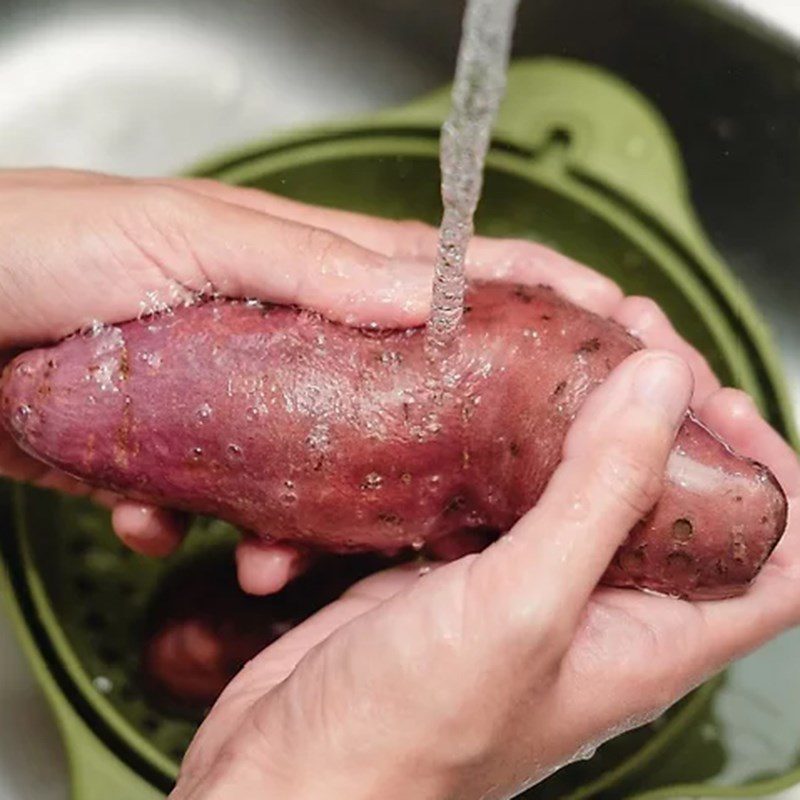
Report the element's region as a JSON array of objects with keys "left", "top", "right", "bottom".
[{"left": 0, "top": 283, "right": 788, "bottom": 599}]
